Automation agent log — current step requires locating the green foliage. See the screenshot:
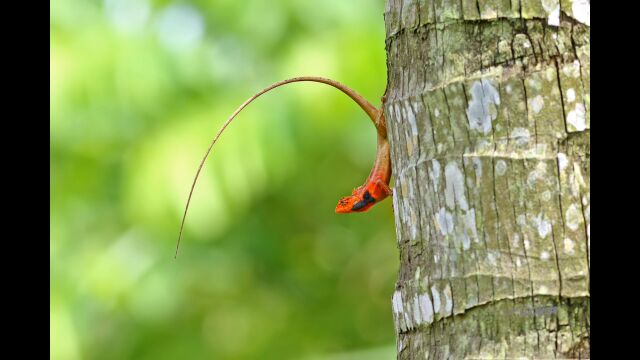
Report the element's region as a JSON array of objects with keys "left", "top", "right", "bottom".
[{"left": 51, "top": 0, "right": 396, "bottom": 359}]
